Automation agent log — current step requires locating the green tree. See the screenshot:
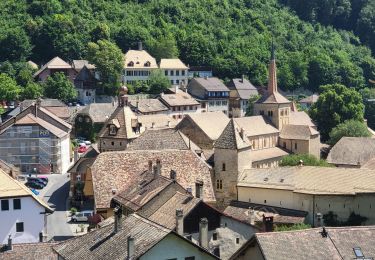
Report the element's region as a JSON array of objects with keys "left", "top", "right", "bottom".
[
  {"left": 43, "top": 72, "right": 77, "bottom": 102},
  {"left": 310, "top": 84, "right": 365, "bottom": 141},
  {"left": 22, "top": 82, "right": 44, "bottom": 100},
  {"left": 329, "top": 120, "right": 371, "bottom": 145},
  {"left": 0, "top": 73, "right": 22, "bottom": 101},
  {"left": 274, "top": 223, "right": 311, "bottom": 232},
  {"left": 148, "top": 69, "right": 170, "bottom": 94},
  {"left": 87, "top": 40, "right": 123, "bottom": 95},
  {"left": 245, "top": 94, "right": 261, "bottom": 116},
  {"left": 148, "top": 35, "right": 179, "bottom": 62},
  {"left": 280, "top": 154, "right": 331, "bottom": 167},
  {"left": 0, "top": 28, "right": 32, "bottom": 62}
]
